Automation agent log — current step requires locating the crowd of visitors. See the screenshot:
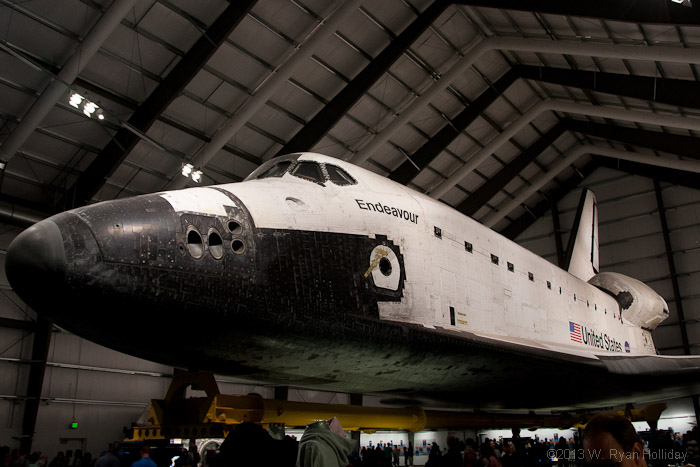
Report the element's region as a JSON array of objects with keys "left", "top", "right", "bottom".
[{"left": 2, "top": 422, "right": 699, "bottom": 467}]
